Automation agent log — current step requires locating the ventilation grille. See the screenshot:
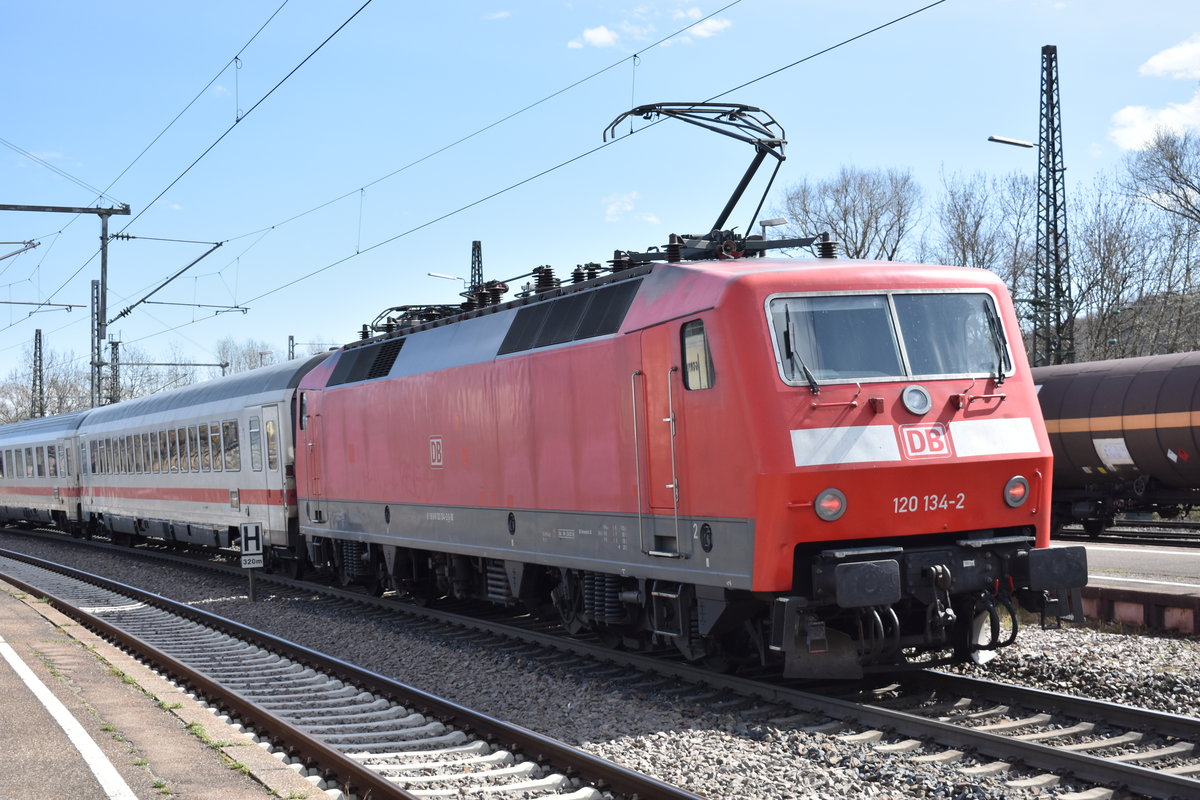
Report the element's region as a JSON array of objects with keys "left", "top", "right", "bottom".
[{"left": 498, "top": 279, "right": 641, "bottom": 356}]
